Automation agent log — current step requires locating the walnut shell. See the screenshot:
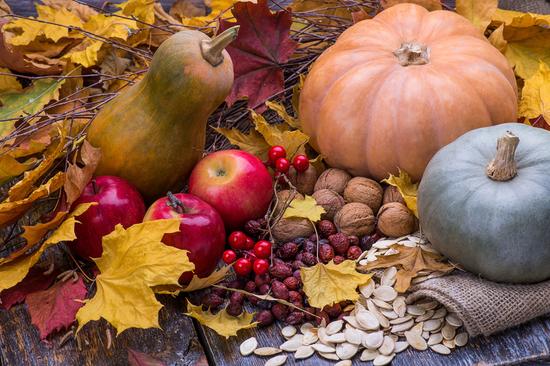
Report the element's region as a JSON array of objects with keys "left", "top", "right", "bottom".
[
  {"left": 272, "top": 217, "right": 314, "bottom": 243},
  {"left": 343, "top": 177, "right": 383, "bottom": 213},
  {"left": 275, "top": 190, "right": 304, "bottom": 217},
  {"left": 312, "top": 189, "right": 345, "bottom": 220},
  {"left": 314, "top": 168, "right": 351, "bottom": 194},
  {"left": 382, "top": 185, "right": 406, "bottom": 205},
  {"left": 334, "top": 202, "right": 375, "bottom": 237},
  {"left": 377, "top": 202, "right": 416, "bottom": 237},
  {"left": 288, "top": 165, "right": 318, "bottom": 195}
]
